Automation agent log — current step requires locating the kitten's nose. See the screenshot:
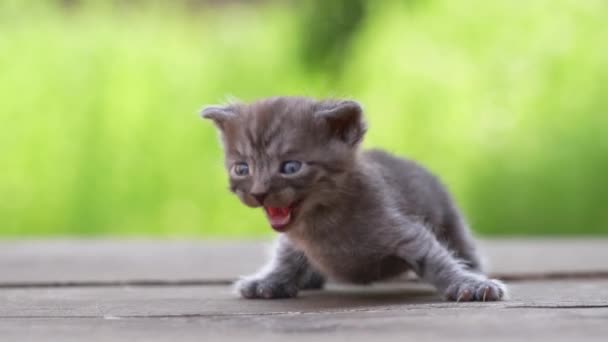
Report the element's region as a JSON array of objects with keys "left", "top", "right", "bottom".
[{"left": 251, "top": 192, "right": 268, "bottom": 205}]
